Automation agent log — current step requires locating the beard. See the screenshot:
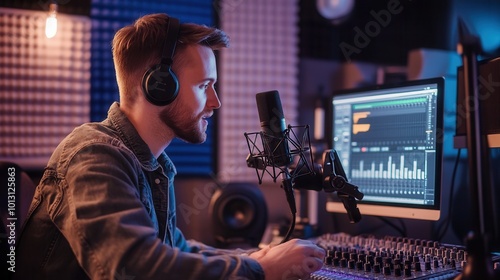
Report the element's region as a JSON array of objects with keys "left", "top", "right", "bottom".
[{"left": 159, "top": 104, "right": 207, "bottom": 144}]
